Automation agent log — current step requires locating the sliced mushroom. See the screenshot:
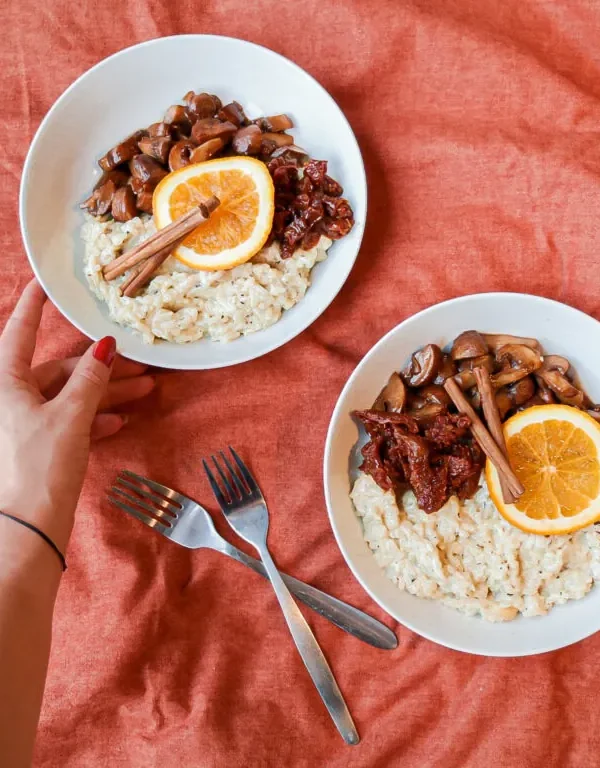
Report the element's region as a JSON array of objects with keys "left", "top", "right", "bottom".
[
  {"left": 414, "top": 385, "right": 451, "bottom": 408},
  {"left": 253, "top": 114, "right": 294, "bottom": 132},
  {"left": 111, "top": 186, "right": 138, "bottom": 222},
  {"left": 537, "top": 368, "right": 589, "bottom": 408},
  {"left": 452, "top": 370, "right": 476, "bottom": 390},
  {"left": 402, "top": 344, "right": 443, "bottom": 387},
  {"left": 433, "top": 354, "right": 457, "bottom": 385},
  {"left": 132, "top": 181, "right": 155, "bottom": 213},
  {"left": 164, "top": 105, "right": 193, "bottom": 132},
  {"left": 184, "top": 91, "right": 219, "bottom": 119},
  {"left": 99, "top": 131, "right": 145, "bottom": 171},
  {"left": 409, "top": 403, "right": 445, "bottom": 425},
  {"left": 540, "top": 354, "right": 570, "bottom": 374},
  {"left": 372, "top": 373, "right": 407, "bottom": 412},
  {"left": 218, "top": 101, "right": 248, "bottom": 126},
  {"left": 483, "top": 334, "right": 542, "bottom": 353},
  {"left": 80, "top": 179, "right": 118, "bottom": 216},
  {"left": 260, "top": 133, "right": 294, "bottom": 154},
  {"left": 505, "top": 376, "right": 536, "bottom": 407},
  {"left": 130, "top": 155, "right": 168, "bottom": 185},
  {"left": 457, "top": 354, "right": 495, "bottom": 373},
  {"left": 168, "top": 140, "right": 198, "bottom": 172},
  {"left": 188, "top": 138, "right": 225, "bottom": 164},
  {"left": 495, "top": 389, "right": 513, "bottom": 420},
  {"left": 535, "top": 377, "right": 557, "bottom": 404},
  {"left": 231, "top": 125, "right": 263, "bottom": 155},
  {"left": 138, "top": 136, "right": 172, "bottom": 165},
  {"left": 491, "top": 344, "right": 543, "bottom": 387},
  {"left": 148, "top": 122, "right": 174, "bottom": 138},
  {"left": 451, "top": 330, "right": 488, "bottom": 360},
  {"left": 93, "top": 169, "right": 130, "bottom": 190},
  {"left": 191, "top": 118, "right": 237, "bottom": 146}
]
